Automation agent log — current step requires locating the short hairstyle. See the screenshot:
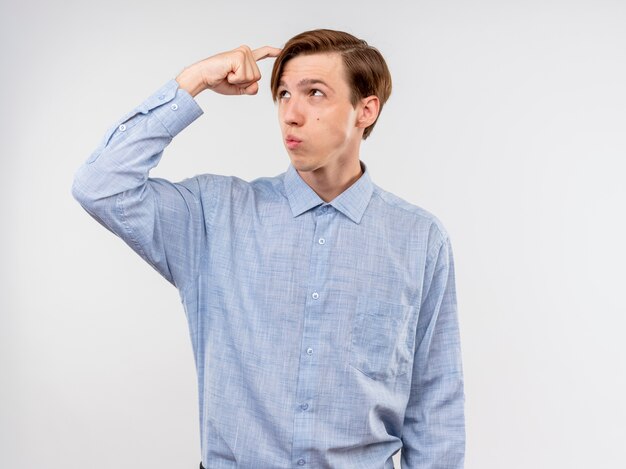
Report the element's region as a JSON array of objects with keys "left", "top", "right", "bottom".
[{"left": 270, "top": 29, "right": 392, "bottom": 140}]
